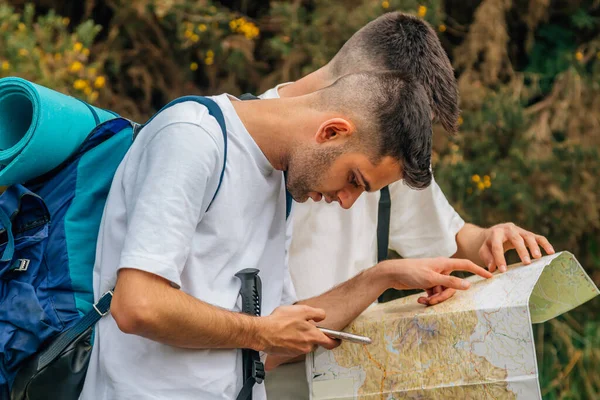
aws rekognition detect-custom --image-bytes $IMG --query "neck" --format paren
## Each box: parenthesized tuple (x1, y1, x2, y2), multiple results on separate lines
(278, 66, 335, 98)
(231, 96, 327, 171)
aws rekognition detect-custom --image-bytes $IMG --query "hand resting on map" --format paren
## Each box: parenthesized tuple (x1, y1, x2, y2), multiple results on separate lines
(423, 222, 556, 307)
(476, 222, 555, 272)
(379, 257, 493, 306)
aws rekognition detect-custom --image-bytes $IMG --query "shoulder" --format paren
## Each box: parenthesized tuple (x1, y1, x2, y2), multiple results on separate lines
(133, 98, 228, 159)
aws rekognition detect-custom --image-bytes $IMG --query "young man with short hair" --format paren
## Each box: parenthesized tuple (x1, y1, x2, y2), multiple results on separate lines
(80, 70, 493, 400)
(262, 12, 554, 399)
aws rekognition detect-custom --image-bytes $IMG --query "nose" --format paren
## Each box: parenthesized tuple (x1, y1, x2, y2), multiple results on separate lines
(337, 186, 364, 209)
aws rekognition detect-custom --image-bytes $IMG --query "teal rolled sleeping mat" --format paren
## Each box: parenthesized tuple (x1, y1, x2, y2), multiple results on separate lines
(0, 77, 117, 185)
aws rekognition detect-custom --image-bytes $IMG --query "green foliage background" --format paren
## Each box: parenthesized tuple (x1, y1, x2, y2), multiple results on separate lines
(1, 0, 599, 398)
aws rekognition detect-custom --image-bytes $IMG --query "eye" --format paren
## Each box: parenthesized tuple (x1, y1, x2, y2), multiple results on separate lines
(349, 172, 360, 188)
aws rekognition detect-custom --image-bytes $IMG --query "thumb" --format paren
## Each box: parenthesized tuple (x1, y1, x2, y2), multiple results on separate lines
(435, 274, 471, 291)
(299, 305, 327, 323)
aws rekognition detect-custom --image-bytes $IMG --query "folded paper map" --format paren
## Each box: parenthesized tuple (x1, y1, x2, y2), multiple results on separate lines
(309, 251, 599, 399)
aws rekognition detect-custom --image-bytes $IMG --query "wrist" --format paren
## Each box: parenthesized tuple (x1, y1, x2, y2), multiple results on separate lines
(369, 260, 405, 293)
(249, 316, 271, 352)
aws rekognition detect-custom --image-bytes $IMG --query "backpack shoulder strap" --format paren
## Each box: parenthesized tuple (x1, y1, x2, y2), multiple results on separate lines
(136, 96, 228, 210)
(377, 186, 393, 303)
(377, 186, 391, 263)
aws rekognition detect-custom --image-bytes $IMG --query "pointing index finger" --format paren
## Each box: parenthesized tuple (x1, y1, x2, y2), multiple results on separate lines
(446, 259, 493, 279)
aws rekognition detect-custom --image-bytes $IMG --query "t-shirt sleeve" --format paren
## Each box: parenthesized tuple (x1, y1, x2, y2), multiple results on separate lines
(118, 121, 222, 288)
(388, 178, 465, 259)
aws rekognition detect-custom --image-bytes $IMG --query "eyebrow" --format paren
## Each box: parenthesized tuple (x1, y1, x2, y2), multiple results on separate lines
(356, 170, 372, 192)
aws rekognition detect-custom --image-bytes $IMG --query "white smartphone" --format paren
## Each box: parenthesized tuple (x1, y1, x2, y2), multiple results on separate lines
(317, 327, 372, 345)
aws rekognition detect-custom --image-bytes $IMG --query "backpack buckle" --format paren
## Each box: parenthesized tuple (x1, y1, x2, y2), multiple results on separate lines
(12, 258, 30, 272)
(252, 360, 265, 384)
(93, 290, 114, 317)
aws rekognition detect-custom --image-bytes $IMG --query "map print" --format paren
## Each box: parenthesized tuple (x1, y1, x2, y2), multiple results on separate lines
(309, 251, 599, 399)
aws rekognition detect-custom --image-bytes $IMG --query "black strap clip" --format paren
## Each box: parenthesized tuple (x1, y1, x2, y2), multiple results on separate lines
(252, 360, 265, 384)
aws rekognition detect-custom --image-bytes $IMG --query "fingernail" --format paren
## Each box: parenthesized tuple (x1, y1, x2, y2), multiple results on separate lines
(524, 256, 531, 264)
(534, 251, 541, 257)
(461, 280, 470, 289)
(550, 247, 555, 254)
(499, 265, 507, 273)
(487, 262, 493, 270)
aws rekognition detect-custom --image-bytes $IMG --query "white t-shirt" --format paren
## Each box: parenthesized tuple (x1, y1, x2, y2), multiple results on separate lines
(80, 94, 295, 400)
(260, 84, 465, 300)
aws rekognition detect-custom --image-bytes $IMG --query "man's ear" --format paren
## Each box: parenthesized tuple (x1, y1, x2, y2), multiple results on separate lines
(314, 118, 355, 144)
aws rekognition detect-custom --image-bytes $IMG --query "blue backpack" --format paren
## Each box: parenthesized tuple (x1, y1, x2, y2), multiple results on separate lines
(0, 96, 228, 400)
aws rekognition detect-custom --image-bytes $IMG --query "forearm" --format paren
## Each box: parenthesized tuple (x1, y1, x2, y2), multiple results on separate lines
(112, 268, 262, 351)
(296, 265, 389, 331)
(453, 222, 486, 266)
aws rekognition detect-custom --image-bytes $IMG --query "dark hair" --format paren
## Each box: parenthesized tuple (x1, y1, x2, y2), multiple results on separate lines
(329, 12, 460, 134)
(319, 71, 433, 189)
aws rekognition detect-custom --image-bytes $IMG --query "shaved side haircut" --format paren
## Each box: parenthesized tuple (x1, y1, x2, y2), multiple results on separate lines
(328, 12, 459, 134)
(316, 71, 433, 189)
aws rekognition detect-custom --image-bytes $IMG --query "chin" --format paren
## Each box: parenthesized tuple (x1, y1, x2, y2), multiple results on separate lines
(293, 194, 310, 203)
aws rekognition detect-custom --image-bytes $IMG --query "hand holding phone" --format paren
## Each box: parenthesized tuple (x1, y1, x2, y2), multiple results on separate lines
(317, 327, 372, 345)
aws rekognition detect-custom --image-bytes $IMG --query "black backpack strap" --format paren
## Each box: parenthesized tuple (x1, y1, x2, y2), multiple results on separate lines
(37, 290, 113, 370)
(376, 186, 391, 263)
(376, 186, 392, 303)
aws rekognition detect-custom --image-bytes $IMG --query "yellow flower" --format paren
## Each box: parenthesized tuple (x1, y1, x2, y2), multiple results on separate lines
(205, 57, 214, 66)
(1, 61, 9, 71)
(191, 34, 200, 43)
(418, 5, 427, 17)
(198, 24, 207, 32)
(382, 1, 390, 9)
(471, 174, 481, 183)
(94, 76, 106, 88)
(184, 29, 193, 38)
(69, 61, 83, 73)
(575, 51, 584, 61)
(62, 17, 70, 26)
(84, 87, 92, 95)
(89, 67, 97, 76)
(458, 116, 464, 125)
(54, 53, 62, 61)
(90, 91, 99, 102)
(18, 48, 29, 57)
(483, 175, 491, 182)
(73, 79, 87, 90)
(18, 23, 26, 32)
(477, 182, 485, 191)
(484, 180, 491, 188)
(206, 50, 214, 58)
(438, 24, 446, 33)
(229, 20, 237, 30)
(73, 42, 83, 52)
(83, 48, 90, 57)
(190, 62, 199, 71)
